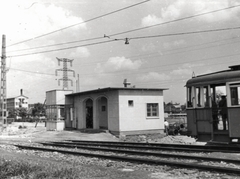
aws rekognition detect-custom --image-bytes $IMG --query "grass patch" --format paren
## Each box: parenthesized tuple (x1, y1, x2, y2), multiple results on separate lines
(0, 157, 81, 179)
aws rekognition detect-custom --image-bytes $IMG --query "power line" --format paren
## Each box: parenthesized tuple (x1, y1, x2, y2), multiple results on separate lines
(128, 26, 240, 40)
(108, 4, 240, 37)
(9, 39, 116, 58)
(9, 26, 240, 57)
(7, 36, 104, 53)
(7, 0, 150, 47)
(9, 68, 55, 76)
(8, 3, 240, 53)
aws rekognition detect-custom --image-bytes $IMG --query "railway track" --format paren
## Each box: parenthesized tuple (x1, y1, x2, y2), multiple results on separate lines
(54, 140, 240, 153)
(15, 141, 240, 175)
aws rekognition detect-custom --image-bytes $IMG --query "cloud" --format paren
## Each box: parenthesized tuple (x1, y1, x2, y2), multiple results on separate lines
(171, 68, 192, 76)
(141, 0, 240, 26)
(137, 72, 171, 81)
(95, 56, 143, 73)
(163, 39, 186, 49)
(69, 47, 90, 58)
(141, 14, 162, 27)
(0, 2, 86, 43)
(171, 63, 204, 76)
(141, 42, 157, 52)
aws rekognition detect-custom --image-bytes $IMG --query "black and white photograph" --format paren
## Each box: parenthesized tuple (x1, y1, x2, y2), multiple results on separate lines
(1, 0, 240, 178)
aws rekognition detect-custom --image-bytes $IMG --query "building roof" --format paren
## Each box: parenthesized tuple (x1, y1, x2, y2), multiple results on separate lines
(7, 95, 29, 99)
(46, 89, 73, 93)
(66, 87, 168, 97)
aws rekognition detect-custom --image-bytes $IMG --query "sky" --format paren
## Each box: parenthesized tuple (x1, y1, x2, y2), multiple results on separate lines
(1, 0, 240, 104)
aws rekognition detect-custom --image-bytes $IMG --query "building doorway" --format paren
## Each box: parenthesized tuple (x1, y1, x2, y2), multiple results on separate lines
(85, 99, 93, 128)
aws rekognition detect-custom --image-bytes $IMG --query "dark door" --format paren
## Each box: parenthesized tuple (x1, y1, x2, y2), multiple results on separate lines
(86, 106, 93, 128)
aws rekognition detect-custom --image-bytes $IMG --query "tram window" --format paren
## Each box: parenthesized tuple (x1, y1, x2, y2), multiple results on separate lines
(196, 87, 202, 107)
(204, 86, 209, 107)
(187, 87, 193, 107)
(230, 86, 240, 105)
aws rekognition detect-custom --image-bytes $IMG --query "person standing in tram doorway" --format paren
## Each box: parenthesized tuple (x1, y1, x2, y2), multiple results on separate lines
(219, 95, 227, 130)
(212, 100, 218, 130)
(164, 119, 169, 136)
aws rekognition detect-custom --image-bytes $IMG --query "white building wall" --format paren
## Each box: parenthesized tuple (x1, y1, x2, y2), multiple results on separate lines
(16, 96, 28, 109)
(46, 90, 72, 105)
(106, 91, 119, 132)
(119, 95, 164, 132)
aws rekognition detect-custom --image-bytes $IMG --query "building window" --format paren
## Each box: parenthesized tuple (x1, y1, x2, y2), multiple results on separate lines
(147, 103, 159, 117)
(128, 100, 134, 107)
(16, 102, 19, 106)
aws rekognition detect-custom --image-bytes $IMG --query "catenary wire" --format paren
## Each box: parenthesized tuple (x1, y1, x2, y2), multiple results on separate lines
(7, 0, 150, 47)
(9, 39, 116, 57)
(8, 26, 240, 57)
(108, 4, 240, 37)
(7, 3, 240, 53)
(7, 51, 240, 78)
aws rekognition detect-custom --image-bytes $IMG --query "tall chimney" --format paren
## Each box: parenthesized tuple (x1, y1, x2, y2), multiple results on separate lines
(20, 89, 23, 96)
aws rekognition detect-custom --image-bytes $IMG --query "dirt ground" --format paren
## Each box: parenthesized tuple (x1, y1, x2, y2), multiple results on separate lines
(1, 123, 239, 179)
(0, 122, 199, 145)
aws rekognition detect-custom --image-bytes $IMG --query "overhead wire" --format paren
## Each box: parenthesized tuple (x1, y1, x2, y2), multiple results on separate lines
(9, 39, 116, 58)
(8, 48, 240, 78)
(8, 26, 240, 57)
(127, 26, 240, 40)
(7, 0, 150, 47)
(8, 3, 240, 54)
(108, 4, 240, 37)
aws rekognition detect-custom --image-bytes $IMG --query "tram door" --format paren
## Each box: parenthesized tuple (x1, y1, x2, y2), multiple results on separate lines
(210, 85, 228, 131)
(210, 85, 229, 141)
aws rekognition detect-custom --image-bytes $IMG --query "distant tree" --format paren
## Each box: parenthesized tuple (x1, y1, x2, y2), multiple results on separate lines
(8, 107, 27, 119)
(32, 103, 46, 117)
(17, 107, 28, 119)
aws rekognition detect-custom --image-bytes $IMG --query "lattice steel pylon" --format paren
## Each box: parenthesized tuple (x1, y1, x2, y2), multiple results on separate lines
(0, 35, 7, 127)
(55, 57, 75, 90)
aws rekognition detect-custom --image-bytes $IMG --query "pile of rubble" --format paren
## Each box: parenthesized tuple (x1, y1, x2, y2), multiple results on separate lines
(120, 134, 198, 144)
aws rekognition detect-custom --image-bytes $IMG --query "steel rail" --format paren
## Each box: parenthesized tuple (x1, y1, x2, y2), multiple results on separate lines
(53, 141, 240, 153)
(15, 144, 240, 175)
(68, 140, 240, 151)
(40, 142, 240, 164)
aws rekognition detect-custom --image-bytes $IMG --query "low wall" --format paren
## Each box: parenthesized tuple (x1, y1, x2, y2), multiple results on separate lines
(46, 120, 65, 131)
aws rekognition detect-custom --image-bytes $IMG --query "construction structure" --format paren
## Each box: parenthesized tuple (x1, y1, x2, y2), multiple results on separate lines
(55, 57, 75, 90)
(0, 35, 7, 127)
(45, 57, 75, 130)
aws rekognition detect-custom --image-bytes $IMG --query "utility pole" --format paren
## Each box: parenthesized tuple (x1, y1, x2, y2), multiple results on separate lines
(55, 57, 75, 90)
(0, 35, 7, 128)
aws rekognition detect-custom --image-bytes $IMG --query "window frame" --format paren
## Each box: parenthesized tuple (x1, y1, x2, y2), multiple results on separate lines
(146, 103, 159, 118)
(128, 100, 134, 107)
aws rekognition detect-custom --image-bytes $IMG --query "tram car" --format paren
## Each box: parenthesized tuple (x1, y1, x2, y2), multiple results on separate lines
(186, 65, 240, 143)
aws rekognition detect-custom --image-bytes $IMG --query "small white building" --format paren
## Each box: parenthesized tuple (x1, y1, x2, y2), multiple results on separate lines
(7, 89, 29, 112)
(64, 87, 167, 136)
(45, 89, 73, 130)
